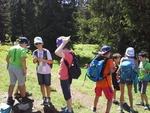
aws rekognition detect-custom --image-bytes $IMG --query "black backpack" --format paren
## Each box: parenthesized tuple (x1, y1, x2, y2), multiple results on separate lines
(12, 102, 33, 113)
(34, 48, 53, 68)
(64, 53, 81, 79)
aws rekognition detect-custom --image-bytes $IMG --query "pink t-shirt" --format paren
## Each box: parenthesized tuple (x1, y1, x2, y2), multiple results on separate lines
(58, 52, 73, 80)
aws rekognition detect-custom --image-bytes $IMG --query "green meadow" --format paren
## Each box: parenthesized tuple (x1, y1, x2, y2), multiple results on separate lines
(0, 45, 150, 113)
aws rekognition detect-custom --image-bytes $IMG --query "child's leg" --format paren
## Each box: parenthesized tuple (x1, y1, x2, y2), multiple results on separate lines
(127, 84, 133, 108)
(113, 89, 116, 100)
(119, 84, 125, 107)
(106, 99, 112, 113)
(93, 95, 99, 108)
(15, 86, 19, 93)
(40, 85, 46, 97)
(45, 85, 51, 97)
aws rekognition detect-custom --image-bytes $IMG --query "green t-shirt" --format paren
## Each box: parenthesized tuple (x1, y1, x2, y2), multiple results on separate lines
(7, 45, 27, 68)
(139, 61, 150, 80)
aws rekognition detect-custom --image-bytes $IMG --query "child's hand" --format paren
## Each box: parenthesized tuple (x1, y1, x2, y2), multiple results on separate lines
(62, 36, 70, 45)
(38, 58, 45, 62)
(33, 56, 38, 62)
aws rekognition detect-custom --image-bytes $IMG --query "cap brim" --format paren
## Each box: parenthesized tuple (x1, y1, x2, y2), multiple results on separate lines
(98, 51, 107, 54)
(34, 41, 43, 44)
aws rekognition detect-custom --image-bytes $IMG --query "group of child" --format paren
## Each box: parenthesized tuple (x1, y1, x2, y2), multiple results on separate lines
(6, 36, 150, 113)
(87, 46, 150, 113)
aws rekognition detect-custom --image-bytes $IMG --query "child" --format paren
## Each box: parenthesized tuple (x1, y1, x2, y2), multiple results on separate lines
(32, 36, 53, 105)
(112, 53, 121, 105)
(91, 45, 116, 113)
(116, 47, 139, 112)
(6, 37, 34, 105)
(136, 51, 150, 110)
(55, 36, 73, 113)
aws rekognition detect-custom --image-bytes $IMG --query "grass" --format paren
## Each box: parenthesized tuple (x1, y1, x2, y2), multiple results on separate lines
(0, 45, 150, 113)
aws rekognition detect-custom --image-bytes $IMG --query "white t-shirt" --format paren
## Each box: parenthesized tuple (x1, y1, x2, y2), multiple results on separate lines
(32, 48, 52, 74)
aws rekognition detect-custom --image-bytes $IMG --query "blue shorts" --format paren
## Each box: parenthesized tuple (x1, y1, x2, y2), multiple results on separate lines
(60, 79, 71, 101)
(37, 73, 51, 86)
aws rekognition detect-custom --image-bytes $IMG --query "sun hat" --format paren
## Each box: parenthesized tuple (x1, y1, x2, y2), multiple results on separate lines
(34, 37, 43, 44)
(56, 36, 70, 46)
(125, 47, 135, 57)
(19, 37, 28, 44)
(98, 45, 111, 54)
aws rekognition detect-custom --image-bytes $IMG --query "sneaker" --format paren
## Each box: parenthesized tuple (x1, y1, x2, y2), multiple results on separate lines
(136, 102, 144, 106)
(60, 109, 73, 113)
(22, 97, 34, 103)
(41, 97, 46, 105)
(144, 104, 150, 110)
(7, 97, 15, 106)
(44, 97, 51, 105)
(91, 106, 96, 112)
(113, 100, 120, 105)
(61, 105, 67, 110)
(117, 106, 123, 111)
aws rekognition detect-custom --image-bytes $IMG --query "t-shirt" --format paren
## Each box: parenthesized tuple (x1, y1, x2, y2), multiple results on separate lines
(32, 49, 52, 74)
(96, 58, 115, 87)
(58, 52, 73, 80)
(7, 44, 27, 69)
(139, 61, 150, 80)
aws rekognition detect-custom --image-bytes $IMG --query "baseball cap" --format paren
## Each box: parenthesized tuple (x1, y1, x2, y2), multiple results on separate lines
(19, 37, 28, 44)
(98, 45, 111, 54)
(56, 36, 70, 46)
(125, 47, 135, 57)
(34, 37, 43, 44)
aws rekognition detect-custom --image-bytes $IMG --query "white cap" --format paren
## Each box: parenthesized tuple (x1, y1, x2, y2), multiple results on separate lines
(125, 47, 135, 57)
(34, 37, 43, 44)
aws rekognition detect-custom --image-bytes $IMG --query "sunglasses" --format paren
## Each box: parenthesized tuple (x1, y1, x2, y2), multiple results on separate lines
(35, 43, 42, 45)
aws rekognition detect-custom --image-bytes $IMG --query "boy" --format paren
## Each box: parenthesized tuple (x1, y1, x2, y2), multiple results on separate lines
(136, 51, 150, 110)
(32, 36, 53, 105)
(112, 53, 121, 105)
(6, 37, 34, 105)
(91, 45, 116, 113)
(55, 36, 73, 113)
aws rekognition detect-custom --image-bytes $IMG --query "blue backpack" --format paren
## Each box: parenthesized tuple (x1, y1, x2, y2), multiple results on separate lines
(120, 61, 133, 82)
(86, 56, 109, 82)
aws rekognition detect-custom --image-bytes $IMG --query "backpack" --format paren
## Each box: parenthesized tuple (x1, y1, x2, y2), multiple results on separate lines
(34, 48, 53, 68)
(86, 55, 109, 82)
(12, 102, 33, 113)
(120, 58, 135, 82)
(64, 53, 81, 79)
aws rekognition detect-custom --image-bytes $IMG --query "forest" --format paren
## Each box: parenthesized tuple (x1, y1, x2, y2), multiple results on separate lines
(0, 0, 150, 59)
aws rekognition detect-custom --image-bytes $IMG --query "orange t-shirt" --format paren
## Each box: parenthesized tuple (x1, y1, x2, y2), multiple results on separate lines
(96, 58, 115, 87)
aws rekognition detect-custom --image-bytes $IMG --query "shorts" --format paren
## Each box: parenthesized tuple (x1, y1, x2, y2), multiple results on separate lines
(60, 79, 71, 101)
(37, 73, 51, 86)
(118, 77, 133, 85)
(138, 80, 148, 94)
(95, 87, 114, 100)
(8, 66, 25, 85)
(112, 74, 120, 90)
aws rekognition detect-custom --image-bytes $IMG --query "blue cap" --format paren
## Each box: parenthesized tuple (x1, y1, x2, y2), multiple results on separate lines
(98, 45, 111, 54)
(19, 37, 28, 44)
